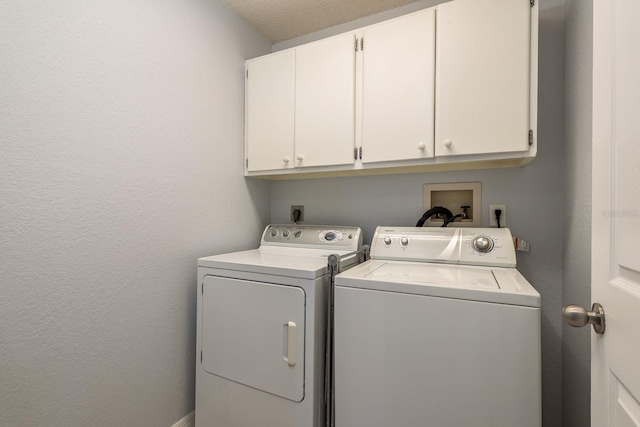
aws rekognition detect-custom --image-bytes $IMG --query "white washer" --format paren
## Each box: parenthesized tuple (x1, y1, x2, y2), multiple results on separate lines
(334, 226, 541, 427)
(196, 224, 362, 427)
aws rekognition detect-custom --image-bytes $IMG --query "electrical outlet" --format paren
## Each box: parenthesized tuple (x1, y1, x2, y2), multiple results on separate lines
(489, 204, 507, 228)
(291, 205, 304, 223)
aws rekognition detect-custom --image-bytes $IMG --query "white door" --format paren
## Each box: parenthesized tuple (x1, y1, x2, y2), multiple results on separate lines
(591, 1, 640, 425)
(295, 33, 356, 168)
(245, 50, 295, 172)
(435, 0, 531, 157)
(361, 8, 436, 164)
(201, 276, 306, 402)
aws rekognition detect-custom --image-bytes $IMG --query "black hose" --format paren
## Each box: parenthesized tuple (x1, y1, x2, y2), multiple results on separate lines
(416, 207, 454, 227)
(444, 213, 465, 226)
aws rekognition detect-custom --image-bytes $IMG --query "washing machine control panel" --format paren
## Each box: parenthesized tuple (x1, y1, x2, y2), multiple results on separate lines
(371, 227, 516, 267)
(262, 224, 363, 251)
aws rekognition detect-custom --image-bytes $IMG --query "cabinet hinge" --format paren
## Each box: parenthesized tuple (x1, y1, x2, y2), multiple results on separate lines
(360, 38, 364, 51)
(355, 38, 359, 52)
(530, 0, 534, 7)
(200, 351, 203, 363)
(354, 148, 358, 160)
(246, 159, 248, 168)
(201, 283, 204, 294)
(246, 69, 248, 78)
(528, 129, 534, 146)
(359, 147, 363, 159)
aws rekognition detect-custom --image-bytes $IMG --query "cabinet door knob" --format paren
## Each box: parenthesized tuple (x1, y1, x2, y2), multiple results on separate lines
(444, 140, 453, 148)
(296, 154, 304, 161)
(283, 156, 290, 163)
(417, 142, 426, 151)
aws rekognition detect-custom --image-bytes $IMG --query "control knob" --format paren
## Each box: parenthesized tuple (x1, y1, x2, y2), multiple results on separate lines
(383, 236, 392, 245)
(400, 237, 409, 246)
(472, 236, 494, 253)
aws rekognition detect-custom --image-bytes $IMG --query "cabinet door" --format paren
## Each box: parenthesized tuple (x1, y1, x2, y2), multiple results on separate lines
(295, 33, 356, 168)
(435, 0, 531, 157)
(245, 50, 295, 172)
(361, 8, 436, 164)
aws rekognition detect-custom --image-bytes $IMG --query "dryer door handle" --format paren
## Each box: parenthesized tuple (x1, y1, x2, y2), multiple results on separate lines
(283, 321, 297, 366)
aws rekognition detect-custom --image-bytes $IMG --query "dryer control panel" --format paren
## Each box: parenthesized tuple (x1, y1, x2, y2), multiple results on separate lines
(262, 224, 363, 251)
(371, 227, 516, 267)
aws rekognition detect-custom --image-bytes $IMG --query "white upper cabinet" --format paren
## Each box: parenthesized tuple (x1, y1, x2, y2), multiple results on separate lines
(245, 50, 295, 172)
(361, 8, 436, 164)
(435, 0, 531, 157)
(294, 33, 356, 168)
(244, 0, 537, 179)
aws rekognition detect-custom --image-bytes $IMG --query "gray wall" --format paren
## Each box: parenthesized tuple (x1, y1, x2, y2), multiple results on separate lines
(0, 0, 584, 425)
(269, 0, 566, 425)
(0, 1, 271, 425)
(562, 1, 593, 426)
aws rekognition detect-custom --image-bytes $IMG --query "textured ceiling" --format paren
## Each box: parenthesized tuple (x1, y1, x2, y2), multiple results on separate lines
(223, 0, 420, 43)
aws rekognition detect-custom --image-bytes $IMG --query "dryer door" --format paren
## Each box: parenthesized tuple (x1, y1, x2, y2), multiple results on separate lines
(201, 276, 306, 402)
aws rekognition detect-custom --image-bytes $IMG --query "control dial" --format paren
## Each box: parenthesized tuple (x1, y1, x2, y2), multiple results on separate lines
(400, 237, 409, 246)
(472, 236, 494, 253)
(383, 236, 392, 245)
(319, 230, 342, 243)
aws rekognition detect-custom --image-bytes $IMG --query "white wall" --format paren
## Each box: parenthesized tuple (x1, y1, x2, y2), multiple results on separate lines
(0, 1, 271, 426)
(268, 0, 566, 425)
(562, 1, 593, 426)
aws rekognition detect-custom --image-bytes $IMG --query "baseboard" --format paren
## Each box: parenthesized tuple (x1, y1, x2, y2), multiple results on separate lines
(171, 410, 195, 427)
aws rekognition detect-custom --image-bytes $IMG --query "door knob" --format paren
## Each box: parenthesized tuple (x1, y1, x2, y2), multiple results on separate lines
(562, 303, 606, 334)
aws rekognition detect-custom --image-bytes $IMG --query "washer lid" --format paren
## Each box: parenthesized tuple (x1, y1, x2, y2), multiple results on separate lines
(366, 262, 499, 290)
(335, 260, 540, 307)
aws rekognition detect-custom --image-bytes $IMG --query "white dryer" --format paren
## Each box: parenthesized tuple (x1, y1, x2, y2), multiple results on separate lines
(334, 226, 541, 427)
(196, 224, 362, 427)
